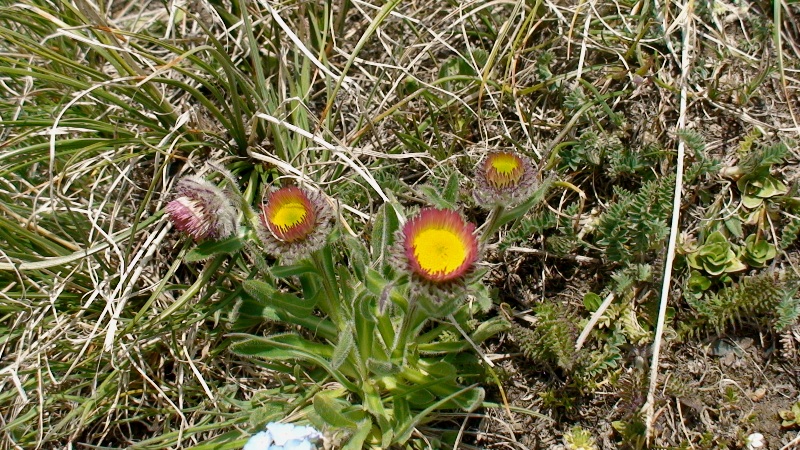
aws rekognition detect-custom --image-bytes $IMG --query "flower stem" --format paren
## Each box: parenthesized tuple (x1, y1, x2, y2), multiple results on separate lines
(478, 205, 505, 243)
(311, 248, 344, 330)
(392, 301, 425, 361)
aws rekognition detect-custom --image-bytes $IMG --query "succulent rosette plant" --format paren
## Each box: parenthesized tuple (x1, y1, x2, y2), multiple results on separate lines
(741, 234, 777, 268)
(165, 176, 239, 241)
(686, 231, 746, 276)
(736, 166, 788, 209)
(257, 186, 333, 262)
(473, 151, 537, 207)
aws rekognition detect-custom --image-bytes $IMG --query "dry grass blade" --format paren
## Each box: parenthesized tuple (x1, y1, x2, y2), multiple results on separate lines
(644, 0, 694, 440)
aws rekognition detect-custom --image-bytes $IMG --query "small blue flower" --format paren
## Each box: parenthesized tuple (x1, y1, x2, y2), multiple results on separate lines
(243, 422, 322, 450)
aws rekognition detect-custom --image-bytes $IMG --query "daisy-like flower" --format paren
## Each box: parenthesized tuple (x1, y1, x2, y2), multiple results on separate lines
(257, 186, 332, 262)
(392, 208, 479, 311)
(166, 176, 238, 241)
(745, 432, 765, 449)
(473, 151, 538, 207)
(243, 422, 323, 450)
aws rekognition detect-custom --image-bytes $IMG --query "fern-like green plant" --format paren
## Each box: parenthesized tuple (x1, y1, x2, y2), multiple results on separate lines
(779, 217, 800, 250)
(684, 272, 800, 336)
(595, 175, 674, 264)
(505, 302, 579, 371)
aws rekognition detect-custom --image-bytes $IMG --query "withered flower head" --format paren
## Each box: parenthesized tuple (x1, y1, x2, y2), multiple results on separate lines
(474, 151, 537, 207)
(258, 186, 332, 262)
(166, 176, 238, 241)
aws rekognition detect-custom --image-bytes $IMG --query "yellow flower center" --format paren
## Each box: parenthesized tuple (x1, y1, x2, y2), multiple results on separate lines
(485, 152, 524, 189)
(270, 200, 308, 231)
(412, 228, 467, 276)
(490, 153, 521, 175)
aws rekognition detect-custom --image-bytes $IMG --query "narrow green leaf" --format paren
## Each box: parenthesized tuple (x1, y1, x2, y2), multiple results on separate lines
(242, 280, 315, 316)
(395, 385, 484, 443)
(495, 177, 553, 230)
(354, 292, 375, 363)
(366, 358, 399, 377)
(371, 203, 400, 263)
(418, 184, 456, 209)
(184, 236, 244, 262)
(470, 316, 510, 343)
(330, 327, 354, 371)
(443, 171, 461, 203)
(270, 262, 316, 278)
(341, 420, 372, 450)
(231, 334, 331, 360)
(312, 392, 357, 429)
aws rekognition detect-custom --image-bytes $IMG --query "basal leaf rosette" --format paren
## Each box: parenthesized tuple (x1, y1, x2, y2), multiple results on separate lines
(166, 176, 239, 241)
(686, 231, 746, 276)
(391, 208, 480, 314)
(474, 151, 537, 207)
(257, 186, 332, 262)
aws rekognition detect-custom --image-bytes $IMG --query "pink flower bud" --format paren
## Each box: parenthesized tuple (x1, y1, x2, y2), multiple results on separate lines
(166, 176, 238, 241)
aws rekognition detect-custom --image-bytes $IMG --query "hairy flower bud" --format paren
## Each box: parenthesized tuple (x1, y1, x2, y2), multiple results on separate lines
(166, 176, 238, 241)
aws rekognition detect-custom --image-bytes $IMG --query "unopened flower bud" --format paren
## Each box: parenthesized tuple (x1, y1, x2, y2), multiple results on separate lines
(166, 176, 238, 241)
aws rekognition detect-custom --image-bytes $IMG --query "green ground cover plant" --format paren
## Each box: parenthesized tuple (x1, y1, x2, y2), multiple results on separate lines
(2, 0, 800, 449)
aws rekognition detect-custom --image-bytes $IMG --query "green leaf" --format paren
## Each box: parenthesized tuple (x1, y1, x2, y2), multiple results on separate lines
(365, 268, 406, 311)
(331, 327, 354, 371)
(237, 296, 280, 322)
(742, 234, 777, 267)
(184, 235, 243, 262)
(231, 333, 333, 361)
(354, 293, 376, 363)
(472, 282, 494, 313)
(341, 234, 370, 280)
(242, 280, 315, 316)
(741, 194, 763, 209)
(583, 292, 602, 311)
(371, 203, 400, 263)
(724, 217, 743, 238)
(471, 316, 510, 343)
(493, 178, 553, 230)
(313, 391, 357, 429)
(270, 262, 316, 278)
(438, 56, 463, 79)
(759, 175, 788, 197)
(341, 420, 373, 450)
(418, 184, 457, 209)
(687, 271, 712, 292)
(395, 385, 484, 443)
(366, 358, 400, 377)
(443, 171, 461, 203)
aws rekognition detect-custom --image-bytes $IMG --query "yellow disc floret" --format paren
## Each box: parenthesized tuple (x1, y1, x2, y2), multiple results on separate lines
(262, 187, 317, 242)
(402, 208, 478, 283)
(490, 153, 521, 174)
(412, 228, 468, 277)
(270, 200, 308, 232)
(485, 152, 524, 189)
